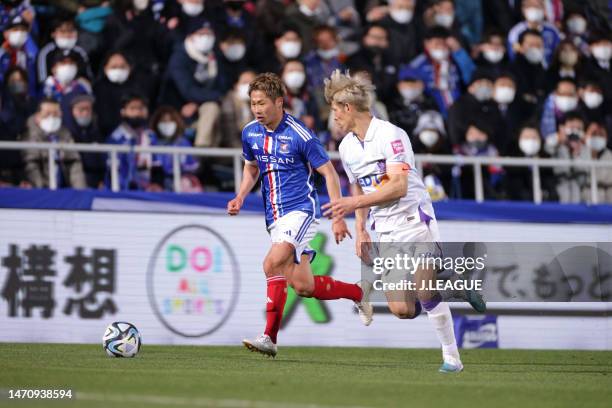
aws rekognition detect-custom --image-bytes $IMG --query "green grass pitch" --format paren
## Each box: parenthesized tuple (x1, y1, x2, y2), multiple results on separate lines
(0, 343, 610, 408)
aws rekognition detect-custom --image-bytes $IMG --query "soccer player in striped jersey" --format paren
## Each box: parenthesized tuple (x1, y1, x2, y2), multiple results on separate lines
(227, 73, 372, 357)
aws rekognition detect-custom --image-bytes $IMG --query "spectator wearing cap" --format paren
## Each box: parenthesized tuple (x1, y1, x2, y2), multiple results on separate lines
(105, 93, 159, 191)
(0, 66, 35, 186)
(220, 70, 255, 148)
(0, 16, 37, 98)
(448, 68, 498, 148)
(346, 24, 397, 105)
(507, 0, 561, 68)
(402, 26, 475, 118)
(94, 51, 151, 138)
(578, 80, 612, 143)
(539, 78, 579, 140)
(579, 122, 612, 203)
(491, 72, 531, 154)
(22, 97, 86, 189)
(150, 105, 201, 192)
(102, 0, 171, 84)
(510, 29, 548, 111)
(388, 68, 437, 137)
(504, 124, 558, 201)
(582, 31, 612, 104)
(411, 110, 452, 200)
(37, 17, 92, 85)
(379, 0, 421, 66)
(42, 50, 93, 121)
(65, 93, 106, 188)
(161, 20, 228, 147)
(0, 0, 36, 34)
(473, 29, 512, 77)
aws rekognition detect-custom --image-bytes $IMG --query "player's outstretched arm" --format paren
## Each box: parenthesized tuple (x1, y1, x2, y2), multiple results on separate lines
(322, 164, 409, 219)
(227, 162, 259, 216)
(315, 161, 352, 244)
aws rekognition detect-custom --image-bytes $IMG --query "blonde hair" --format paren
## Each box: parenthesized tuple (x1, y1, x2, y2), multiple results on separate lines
(324, 69, 376, 112)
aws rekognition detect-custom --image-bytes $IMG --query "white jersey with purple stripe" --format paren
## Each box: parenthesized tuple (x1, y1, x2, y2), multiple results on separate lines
(242, 113, 329, 227)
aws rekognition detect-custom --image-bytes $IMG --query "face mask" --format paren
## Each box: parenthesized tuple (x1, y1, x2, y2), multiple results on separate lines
(55, 64, 77, 84)
(483, 49, 504, 63)
(317, 47, 339, 60)
(106, 68, 130, 83)
(524, 7, 544, 23)
(430, 48, 449, 61)
(125, 116, 147, 129)
(554, 95, 578, 112)
(524, 47, 544, 64)
(366, 45, 385, 55)
(133, 0, 149, 11)
(182, 2, 204, 16)
(279, 41, 301, 58)
(519, 138, 541, 156)
(469, 140, 487, 150)
(560, 50, 578, 66)
(582, 91, 604, 109)
(40, 116, 62, 133)
(224, 43, 246, 61)
(567, 17, 586, 35)
(75, 115, 92, 127)
(193, 34, 215, 53)
(158, 121, 177, 137)
(237, 83, 250, 101)
(544, 133, 558, 153)
(8, 30, 27, 48)
(390, 9, 413, 24)
(587, 136, 607, 152)
(473, 85, 493, 101)
(434, 13, 454, 28)
(8, 81, 26, 95)
(592, 45, 612, 62)
(494, 86, 516, 104)
(55, 36, 77, 50)
(419, 130, 439, 147)
(284, 71, 306, 90)
(299, 3, 316, 17)
(400, 87, 421, 103)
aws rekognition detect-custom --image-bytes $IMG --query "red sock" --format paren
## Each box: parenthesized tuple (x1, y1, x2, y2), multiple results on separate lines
(264, 276, 287, 344)
(312, 276, 362, 302)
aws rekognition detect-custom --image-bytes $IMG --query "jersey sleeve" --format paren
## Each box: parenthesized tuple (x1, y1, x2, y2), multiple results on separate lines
(301, 137, 330, 169)
(381, 127, 414, 167)
(241, 128, 255, 163)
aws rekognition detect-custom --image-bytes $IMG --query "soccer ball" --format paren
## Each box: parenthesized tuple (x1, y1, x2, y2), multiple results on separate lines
(102, 321, 142, 358)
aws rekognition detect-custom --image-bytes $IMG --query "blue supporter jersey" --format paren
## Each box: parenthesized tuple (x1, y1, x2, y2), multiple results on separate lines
(241, 112, 329, 227)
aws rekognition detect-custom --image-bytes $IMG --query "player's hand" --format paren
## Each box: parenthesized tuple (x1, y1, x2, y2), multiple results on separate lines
(332, 218, 352, 244)
(227, 196, 243, 216)
(322, 196, 358, 219)
(356, 229, 373, 265)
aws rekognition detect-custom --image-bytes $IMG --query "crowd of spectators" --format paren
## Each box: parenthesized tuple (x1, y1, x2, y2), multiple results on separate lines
(0, 0, 610, 202)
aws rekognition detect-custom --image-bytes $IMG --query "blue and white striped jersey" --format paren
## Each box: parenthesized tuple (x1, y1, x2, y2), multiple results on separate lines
(242, 113, 329, 227)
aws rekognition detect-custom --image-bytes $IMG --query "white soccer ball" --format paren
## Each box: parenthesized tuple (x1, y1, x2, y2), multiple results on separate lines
(102, 321, 142, 358)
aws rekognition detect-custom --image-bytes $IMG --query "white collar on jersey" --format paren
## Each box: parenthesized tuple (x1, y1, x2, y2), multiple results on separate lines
(352, 116, 379, 142)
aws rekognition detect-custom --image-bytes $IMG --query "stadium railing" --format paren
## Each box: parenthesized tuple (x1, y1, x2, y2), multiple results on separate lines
(1, 141, 611, 205)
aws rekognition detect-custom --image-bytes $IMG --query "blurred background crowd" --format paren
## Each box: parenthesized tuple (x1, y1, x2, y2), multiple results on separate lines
(0, 0, 610, 202)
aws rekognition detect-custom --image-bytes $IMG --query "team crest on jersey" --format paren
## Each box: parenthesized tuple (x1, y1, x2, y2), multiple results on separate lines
(391, 140, 405, 154)
(376, 160, 386, 173)
(279, 143, 290, 154)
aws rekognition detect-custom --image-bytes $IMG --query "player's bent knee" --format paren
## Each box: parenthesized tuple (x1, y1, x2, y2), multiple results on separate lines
(289, 280, 313, 297)
(388, 303, 417, 319)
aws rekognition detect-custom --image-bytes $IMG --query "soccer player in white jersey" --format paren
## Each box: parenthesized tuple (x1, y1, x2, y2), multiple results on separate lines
(227, 73, 370, 358)
(322, 70, 485, 373)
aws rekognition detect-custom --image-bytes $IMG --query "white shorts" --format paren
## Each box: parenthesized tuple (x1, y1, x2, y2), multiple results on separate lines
(268, 211, 319, 264)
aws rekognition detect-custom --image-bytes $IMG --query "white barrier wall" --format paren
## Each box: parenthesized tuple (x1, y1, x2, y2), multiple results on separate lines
(0, 209, 610, 350)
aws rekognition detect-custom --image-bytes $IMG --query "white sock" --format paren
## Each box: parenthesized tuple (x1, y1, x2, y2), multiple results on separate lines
(426, 301, 461, 363)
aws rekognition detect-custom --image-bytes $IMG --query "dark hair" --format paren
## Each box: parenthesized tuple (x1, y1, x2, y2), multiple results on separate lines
(37, 97, 60, 112)
(220, 28, 247, 43)
(248, 72, 285, 100)
(51, 16, 76, 32)
(150, 105, 186, 139)
(559, 111, 584, 126)
(424, 26, 451, 40)
(518, 29, 543, 44)
(555, 77, 577, 89)
(365, 23, 388, 36)
(313, 25, 337, 40)
(120, 92, 148, 109)
(481, 28, 505, 43)
(3, 66, 28, 87)
(578, 79, 602, 90)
